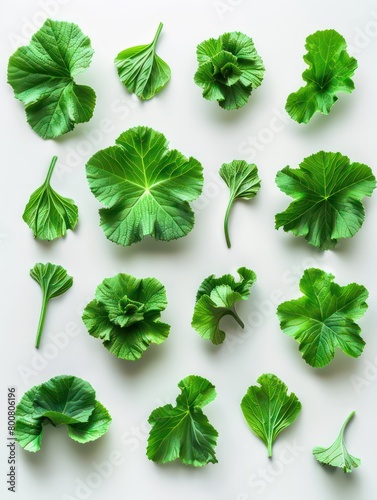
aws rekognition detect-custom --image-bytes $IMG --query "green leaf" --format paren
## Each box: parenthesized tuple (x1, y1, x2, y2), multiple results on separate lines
(68, 402, 112, 443)
(115, 22, 171, 100)
(82, 273, 170, 361)
(7, 19, 96, 139)
(32, 375, 96, 425)
(313, 411, 361, 473)
(147, 375, 218, 466)
(23, 156, 78, 240)
(14, 386, 44, 452)
(219, 160, 261, 248)
(286, 30, 357, 124)
(30, 262, 73, 348)
(194, 31, 265, 110)
(277, 268, 368, 368)
(192, 267, 256, 344)
(275, 151, 376, 250)
(15, 375, 111, 452)
(241, 374, 302, 457)
(86, 126, 203, 246)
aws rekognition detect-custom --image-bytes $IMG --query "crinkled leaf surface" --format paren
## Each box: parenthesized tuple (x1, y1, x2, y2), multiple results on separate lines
(194, 31, 265, 110)
(192, 267, 256, 344)
(31, 262, 73, 348)
(86, 126, 203, 246)
(82, 273, 170, 361)
(7, 19, 96, 139)
(14, 386, 44, 452)
(277, 268, 368, 368)
(15, 375, 111, 452)
(219, 160, 261, 247)
(286, 30, 357, 123)
(313, 412, 360, 473)
(275, 151, 376, 250)
(23, 156, 78, 240)
(115, 22, 171, 100)
(68, 402, 112, 443)
(147, 375, 218, 466)
(241, 373, 301, 457)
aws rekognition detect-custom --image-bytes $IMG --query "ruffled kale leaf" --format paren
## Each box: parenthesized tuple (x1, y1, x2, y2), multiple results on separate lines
(7, 19, 96, 139)
(147, 375, 218, 466)
(194, 31, 265, 110)
(192, 267, 256, 344)
(275, 151, 376, 250)
(86, 126, 203, 246)
(277, 268, 368, 368)
(82, 273, 170, 361)
(15, 375, 111, 452)
(286, 29, 357, 124)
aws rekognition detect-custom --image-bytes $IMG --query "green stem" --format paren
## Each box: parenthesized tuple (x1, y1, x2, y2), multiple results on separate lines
(44, 156, 58, 186)
(152, 22, 164, 47)
(35, 294, 49, 349)
(267, 440, 272, 458)
(340, 411, 355, 436)
(229, 308, 244, 329)
(224, 198, 234, 249)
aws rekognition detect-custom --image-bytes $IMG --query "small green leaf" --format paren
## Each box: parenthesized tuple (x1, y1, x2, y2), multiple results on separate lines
(30, 263, 73, 348)
(192, 267, 256, 344)
(194, 31, 265, 110)
(147, 375, 218, 466)
(277, 268, 368, 368)
(82, 273, 170, 361)
(275, 151, 376, 249)
(23, 156, 78, 240)
(115, 22, 171, 100)
(313, 412, 361, 473)
(219, 160, 261, 248)
(241, 373, 302, 457)
(286, 30, 357, 124)
(15, 375, 111, 452)
(7, 19, 96, 139)
(86, 126, 203, 246)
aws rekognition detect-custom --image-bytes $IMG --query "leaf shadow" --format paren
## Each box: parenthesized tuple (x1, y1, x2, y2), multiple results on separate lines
(291, 93, 356, 136)
(110, 341, 171, 378)
(199, 89, 265, 125)
(107, 231, 197, 262)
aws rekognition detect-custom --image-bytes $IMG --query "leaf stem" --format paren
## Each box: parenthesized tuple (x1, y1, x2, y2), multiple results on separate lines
(224, 197, 234, 248)
(267, 441, 272, 458)
(44, 156, 58, 186)
(35, 293, 49, 349)
(229, 308, 244, 329)
(340, 411, 355, 436)
(152, 22, 164, 47)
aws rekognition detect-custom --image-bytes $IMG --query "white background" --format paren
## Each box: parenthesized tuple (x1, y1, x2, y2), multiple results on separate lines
(1, 0, 377, 499)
